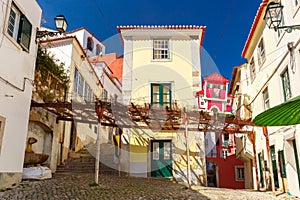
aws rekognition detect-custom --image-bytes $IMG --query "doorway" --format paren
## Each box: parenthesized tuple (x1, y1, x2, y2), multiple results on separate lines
(150, 140, 172, 177)
(206, 161, 217, 187)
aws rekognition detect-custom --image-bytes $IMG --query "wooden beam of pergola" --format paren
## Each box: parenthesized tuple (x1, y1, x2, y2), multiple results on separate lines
(31, 100, 256, 134)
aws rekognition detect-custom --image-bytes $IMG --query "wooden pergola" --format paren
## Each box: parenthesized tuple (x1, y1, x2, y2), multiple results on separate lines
(31, 100, 265, 188)
(31, 100, 255, 133)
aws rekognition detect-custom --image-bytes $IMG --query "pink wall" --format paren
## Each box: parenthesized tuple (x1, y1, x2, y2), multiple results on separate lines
(208, 101, 223, 112)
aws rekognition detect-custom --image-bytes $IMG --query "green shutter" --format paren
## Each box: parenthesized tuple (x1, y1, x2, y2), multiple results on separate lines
(151, 83, 171, 107)
(208, 84, 214, 88)
(278, 150, 287, 178)
(18, 15, 32, 52)
(218, 85, 226, 90)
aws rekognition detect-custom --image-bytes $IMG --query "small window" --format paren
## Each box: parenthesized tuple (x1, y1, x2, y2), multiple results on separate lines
(96, 44, 102, 56)
(249, 58, 256, 81)
(263, 87, 270, 110)
(153, 39, 169, 60)
(94, 126, 97, 134)
(101, 89, 108, 101)
(207, 83, 215, 88)
(213, 88, 220, 98)
(7, 3, 32, 52)
(221, 149, 228, 158)
(257, 38, 266, 66)
(222, 134, 230, 148)
(235, 166, 245, 181)
(218, 85, 226, 90)
(151, 83, 171, 109)
(74, 68, 84, 97)
(87, 37, 94, 51)
(281, 68, 292, 101)
(0, 116, 6, 156)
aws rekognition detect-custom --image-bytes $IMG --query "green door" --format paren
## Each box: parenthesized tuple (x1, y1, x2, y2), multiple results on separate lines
(292, 139, 300, 189)
(270, 146, 279, 188)
(151, 140, 172, 177)
(258, 153, 264, 188)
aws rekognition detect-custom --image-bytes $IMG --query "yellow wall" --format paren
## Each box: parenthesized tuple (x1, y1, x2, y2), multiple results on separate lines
(130, 39, 194, 108)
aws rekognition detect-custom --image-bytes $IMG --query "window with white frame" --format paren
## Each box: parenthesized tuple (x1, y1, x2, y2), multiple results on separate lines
(101, 89, 108, 101)
(7, 2, 32, 52)
(235, 166, 245, 181)
(220, 149, 228, 159)
(249, 58, 256, 81)
(153, 39, 169, 60)
(257, 38, 266, 66)
(281, 68, 292, 101)
(74, 68, 91, 99)
(84, 83, 93, 102)
(263, 87, 270, 110)
(0, 116, 6, 156)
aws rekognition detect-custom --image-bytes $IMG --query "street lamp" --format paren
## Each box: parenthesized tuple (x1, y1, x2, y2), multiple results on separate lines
(36, 15, 68, 39)
(264, 2, 300, 33)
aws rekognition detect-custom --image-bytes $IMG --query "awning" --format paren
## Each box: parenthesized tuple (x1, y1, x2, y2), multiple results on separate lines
(253, 95, 300, 126)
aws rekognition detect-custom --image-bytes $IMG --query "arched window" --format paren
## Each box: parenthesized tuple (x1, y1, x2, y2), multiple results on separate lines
(87, 37, 94, 51)
(96, 44, 102, 56)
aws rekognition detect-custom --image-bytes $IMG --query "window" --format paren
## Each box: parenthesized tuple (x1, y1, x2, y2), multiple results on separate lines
(74, 68, 85, 98)
(222, 134, 230, 148)
(87, 37, 94, 51)
(84, 83, 93, 102)
(151, 83, 171, 109)
(213, 88, 220, 98)
(101, 89, 108, 101)
(263, 87, 270, 110)
(257, 38, 266, 66)
(7, 3, 32, 52)
(96, 44, 102, 56)
(235, 166, 245, 181)
(281, 68, 292, 101)
(0, 116, 6, 156)
(207, 83, 214, 88)
(221, 149, 228, 159)
(153, 39, 169, 60)
(249, 58, 256, 81)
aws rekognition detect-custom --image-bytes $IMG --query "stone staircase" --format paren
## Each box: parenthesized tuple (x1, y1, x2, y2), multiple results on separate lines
(55, 143, 120, 176)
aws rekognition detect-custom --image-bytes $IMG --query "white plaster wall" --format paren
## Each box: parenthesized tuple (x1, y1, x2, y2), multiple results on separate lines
(0, 0, 41, 173)
(91, 63, 122, 102)
(67, 29, 106, 58)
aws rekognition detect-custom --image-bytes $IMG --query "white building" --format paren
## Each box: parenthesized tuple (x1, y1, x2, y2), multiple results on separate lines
(0, 0, 42, 189)
(39, 34, 102, 159)
(235, 0, 300, 196)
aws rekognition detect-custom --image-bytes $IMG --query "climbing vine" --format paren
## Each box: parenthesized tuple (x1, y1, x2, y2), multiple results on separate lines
(34, 45, 69, 102)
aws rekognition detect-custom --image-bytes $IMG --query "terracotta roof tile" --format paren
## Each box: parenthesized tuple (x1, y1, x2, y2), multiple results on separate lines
(204, 72, 229, 83)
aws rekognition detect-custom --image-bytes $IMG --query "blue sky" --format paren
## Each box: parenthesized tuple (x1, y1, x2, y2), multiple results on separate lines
(36, 0, 262, 80)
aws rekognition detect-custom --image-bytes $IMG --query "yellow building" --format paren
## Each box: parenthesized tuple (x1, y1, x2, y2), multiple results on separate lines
(118, 25, 207, 185)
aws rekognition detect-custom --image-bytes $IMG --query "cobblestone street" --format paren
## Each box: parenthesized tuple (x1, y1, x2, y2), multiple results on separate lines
(0, 173, 297, 200)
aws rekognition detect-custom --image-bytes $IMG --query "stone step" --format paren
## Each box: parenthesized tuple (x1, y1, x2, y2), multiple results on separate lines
(56, 147, 119, 176)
